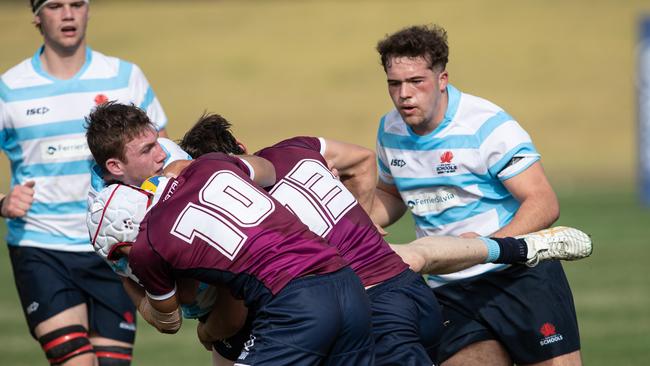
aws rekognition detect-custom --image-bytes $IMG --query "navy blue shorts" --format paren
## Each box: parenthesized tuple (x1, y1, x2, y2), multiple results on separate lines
(366, 269, 442, 365)
(8, 246, 137, 343)
(234, 267, 374, 366)
(431, 261, 580, 364)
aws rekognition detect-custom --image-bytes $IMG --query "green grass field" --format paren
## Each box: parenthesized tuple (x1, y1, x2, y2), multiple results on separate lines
(1, 0, 650, 364)
(0, 189, 648, 365)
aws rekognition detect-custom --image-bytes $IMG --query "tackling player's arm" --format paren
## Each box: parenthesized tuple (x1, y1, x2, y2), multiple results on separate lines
(196, 285, 247, 349)
(121, 279, 182, 334)
(489, 162, 559, 238)
(370, 180, 407, 228)
(237, 155, 276, 188)
(322, 138, 377, 214)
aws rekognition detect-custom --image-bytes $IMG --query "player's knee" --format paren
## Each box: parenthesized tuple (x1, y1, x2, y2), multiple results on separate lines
(38, 325, 93, 365)
(94, 345, 133, 366)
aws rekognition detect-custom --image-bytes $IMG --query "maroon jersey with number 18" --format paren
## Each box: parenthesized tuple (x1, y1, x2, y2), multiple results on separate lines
(129, 153, 347, 305)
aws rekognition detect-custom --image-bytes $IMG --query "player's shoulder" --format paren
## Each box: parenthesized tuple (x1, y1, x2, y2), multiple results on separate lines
(1, 57, 48, 95)
(268, 136, 320, 151)
(449, 84, 516, 132)
(378, 109, 410, 139)
(82, 48, 143, 80)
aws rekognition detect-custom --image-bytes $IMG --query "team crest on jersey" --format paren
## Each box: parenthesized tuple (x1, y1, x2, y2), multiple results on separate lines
(538, 322, 564, 346)
(94, 94, 109, 105)
(435, 151, 458, 174)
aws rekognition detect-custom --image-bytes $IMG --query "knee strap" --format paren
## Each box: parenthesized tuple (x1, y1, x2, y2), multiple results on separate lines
(38, 325, 93, 365)
(95, 345, 133, 366)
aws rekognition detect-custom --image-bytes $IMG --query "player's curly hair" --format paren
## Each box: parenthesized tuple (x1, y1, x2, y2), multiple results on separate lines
(179, 113, 244, 158)
(376, 24, 449, 71)
(85, 102, 156, 174)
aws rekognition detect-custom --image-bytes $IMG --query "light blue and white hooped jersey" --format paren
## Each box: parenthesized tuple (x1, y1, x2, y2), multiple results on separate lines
(0, 46, 167, 252)
(376, 84, 540, 287)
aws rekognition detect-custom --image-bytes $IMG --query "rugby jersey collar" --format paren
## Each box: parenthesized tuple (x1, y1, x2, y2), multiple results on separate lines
(405, 83, 461, 140)
(31, 45, 93, 82)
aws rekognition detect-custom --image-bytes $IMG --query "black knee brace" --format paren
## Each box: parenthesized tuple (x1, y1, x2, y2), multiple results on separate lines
(38, 325, 93, 365)
(95, 345, 133, 366)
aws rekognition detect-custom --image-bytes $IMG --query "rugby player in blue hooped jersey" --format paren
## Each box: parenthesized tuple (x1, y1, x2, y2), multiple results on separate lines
(371, 24, 582, 366)
(0, 1, 168, 365)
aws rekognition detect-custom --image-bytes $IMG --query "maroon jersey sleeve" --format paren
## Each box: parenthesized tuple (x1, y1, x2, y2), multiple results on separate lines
(129, 222, 177, 299)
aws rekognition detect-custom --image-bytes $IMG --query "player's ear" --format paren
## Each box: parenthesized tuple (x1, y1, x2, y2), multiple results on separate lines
(438, 70, 449, 91)
(105, 158, 125, 178)
(236, 140, 248, 154)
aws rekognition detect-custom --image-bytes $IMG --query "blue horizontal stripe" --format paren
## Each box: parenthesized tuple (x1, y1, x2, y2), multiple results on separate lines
(0, 60, 133, 103)
(380, 130, 481, 151)
(475, 111, 515, 142)
(29, 200, 88, 216)
(395, 173, 486, 190)
(7, 221, 90, 245)
(9, 119, 86, 142)
(16, 160, 93, 179)
(487, 142, 538, 177)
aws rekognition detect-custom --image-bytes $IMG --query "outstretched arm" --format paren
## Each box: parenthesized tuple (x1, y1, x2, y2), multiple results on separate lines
(391, 236, 489, 274)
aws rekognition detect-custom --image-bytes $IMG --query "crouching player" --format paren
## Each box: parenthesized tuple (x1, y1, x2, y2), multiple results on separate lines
(87, 153, 375, 365)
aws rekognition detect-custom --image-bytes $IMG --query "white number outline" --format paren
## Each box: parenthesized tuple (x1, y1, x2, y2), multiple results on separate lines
(170, 170, 275, 260)
(269, 159, 357, 237)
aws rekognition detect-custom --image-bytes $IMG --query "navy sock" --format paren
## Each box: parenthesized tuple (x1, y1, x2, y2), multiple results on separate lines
(490, 237, 528, 264)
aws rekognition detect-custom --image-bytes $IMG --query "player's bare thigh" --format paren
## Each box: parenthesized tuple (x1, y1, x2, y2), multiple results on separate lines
(441, 340, 511, 366)
(212, 350, 235, 366)
(442, 340, 582, 366)
(34, 303, 131, 365)
(523, 351, 582, 366)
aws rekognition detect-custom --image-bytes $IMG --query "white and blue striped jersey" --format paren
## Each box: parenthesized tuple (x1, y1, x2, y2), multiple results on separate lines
(0, 46, 167, 252)
(376, 84, 540, 287)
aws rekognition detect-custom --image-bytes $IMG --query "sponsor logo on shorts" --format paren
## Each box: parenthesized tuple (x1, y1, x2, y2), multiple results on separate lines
(539, 322, 564, 346)
(435, 151, 458, 174)
(237, 335, 256, 360)
(119, 311, 136, 332)
(26, 301, 39, 315)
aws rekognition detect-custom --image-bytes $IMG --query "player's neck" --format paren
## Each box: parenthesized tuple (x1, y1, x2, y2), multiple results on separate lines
(39, 40, 87, 80)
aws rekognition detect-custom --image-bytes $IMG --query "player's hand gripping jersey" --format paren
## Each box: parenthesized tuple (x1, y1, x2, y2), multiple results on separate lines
(254, 136, 408, 287)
